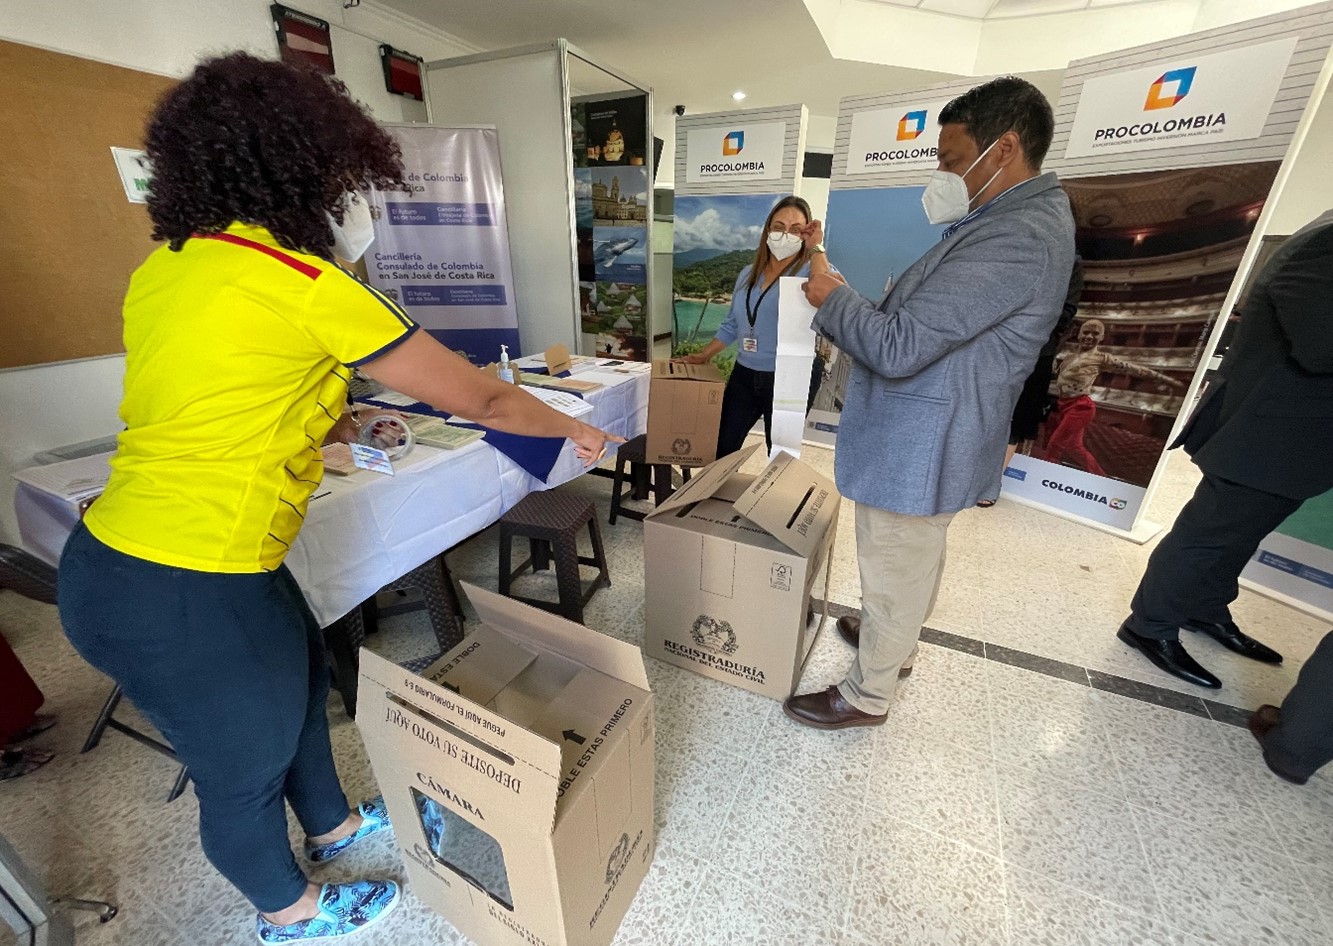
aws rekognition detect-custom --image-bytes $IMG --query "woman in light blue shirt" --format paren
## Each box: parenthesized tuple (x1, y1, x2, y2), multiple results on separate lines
(680, 195, 830, 456)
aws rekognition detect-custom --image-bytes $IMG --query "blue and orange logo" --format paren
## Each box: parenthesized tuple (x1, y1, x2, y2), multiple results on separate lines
(1144, 66, 1196, 110)
(722, 130, 744, 156)
(897, 109, 927, 141)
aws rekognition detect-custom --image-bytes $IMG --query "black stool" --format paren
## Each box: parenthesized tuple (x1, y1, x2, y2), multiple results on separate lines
(324, 554, 466, 718)
(608, 434, 692, 524)
(82, 686, 191, 802)
(0, 543, 192, 804)
(499, 492, 610, 623)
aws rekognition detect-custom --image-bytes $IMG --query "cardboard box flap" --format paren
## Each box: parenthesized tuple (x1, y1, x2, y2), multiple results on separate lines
(527, 669, 647, 818)
(462, 583, 650, 692)
(647, 444, 760, 520)
(357, 648, 563, 826)
(419, 624, 539, 707)
(650, 359, 724, 383)
(731, 451, 840, 558)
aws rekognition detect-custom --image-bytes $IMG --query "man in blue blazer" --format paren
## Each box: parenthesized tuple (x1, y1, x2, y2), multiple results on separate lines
(785, 77, 1076, 730)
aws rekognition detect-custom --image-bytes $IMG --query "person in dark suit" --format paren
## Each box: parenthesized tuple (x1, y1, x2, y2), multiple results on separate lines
(1249, 628, 1333, 785)
(1117, 211, 1333, 688)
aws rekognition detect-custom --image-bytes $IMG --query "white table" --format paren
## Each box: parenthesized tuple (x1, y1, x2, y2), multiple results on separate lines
(14, 368, 649, 627)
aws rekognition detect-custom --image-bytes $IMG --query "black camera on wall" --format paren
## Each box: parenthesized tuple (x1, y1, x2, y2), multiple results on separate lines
(673, 104, 686, 116)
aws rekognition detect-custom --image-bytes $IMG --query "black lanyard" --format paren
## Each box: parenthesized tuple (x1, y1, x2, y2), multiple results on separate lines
(744, 273, 782, 331)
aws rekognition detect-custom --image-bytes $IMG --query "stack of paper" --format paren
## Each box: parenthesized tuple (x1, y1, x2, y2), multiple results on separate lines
(519, 372, 604, 394)
(13, 452, 113, 502)
(403, 414, 486, 450)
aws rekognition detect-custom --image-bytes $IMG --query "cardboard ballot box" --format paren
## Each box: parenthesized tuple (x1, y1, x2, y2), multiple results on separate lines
(357, 583, 655, 946)
(645, 360, 725, 466)
(643, 445, 841, 700)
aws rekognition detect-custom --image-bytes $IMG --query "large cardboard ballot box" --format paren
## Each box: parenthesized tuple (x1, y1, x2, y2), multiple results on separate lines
(357, 583, 655, 946)
(644, 360, 725, 466)
(642, 445, 841, 699)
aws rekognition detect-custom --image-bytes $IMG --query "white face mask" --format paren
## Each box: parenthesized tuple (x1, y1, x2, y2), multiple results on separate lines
(328, 192, 376, 262)
(766, 230, 803, 261)
(921, 138, 1003, 226)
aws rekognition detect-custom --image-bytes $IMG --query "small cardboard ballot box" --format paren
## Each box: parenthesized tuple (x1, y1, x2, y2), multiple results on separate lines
(645, 360, 725, 466)
(643, 445, 841, 699)
(357, 583, 655, 946)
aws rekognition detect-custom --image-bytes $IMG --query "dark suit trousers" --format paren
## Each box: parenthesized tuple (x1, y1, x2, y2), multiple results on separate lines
(1268, 628, 1333, 779)
(1129, 473, 1301, 640)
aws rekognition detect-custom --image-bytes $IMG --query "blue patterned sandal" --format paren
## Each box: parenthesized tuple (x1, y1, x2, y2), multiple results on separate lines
(255, 880, 399, 944)
(304, 797, 392, 864)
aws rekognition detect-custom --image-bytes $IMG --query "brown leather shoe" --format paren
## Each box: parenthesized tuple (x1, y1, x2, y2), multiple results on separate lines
(783, 686, 887, 730)
(1248, 705, 1309, 786)
(835, 616, 913, 678)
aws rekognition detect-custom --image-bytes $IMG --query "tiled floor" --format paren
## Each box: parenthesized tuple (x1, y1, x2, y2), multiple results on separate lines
(2, 438, 1330, 946)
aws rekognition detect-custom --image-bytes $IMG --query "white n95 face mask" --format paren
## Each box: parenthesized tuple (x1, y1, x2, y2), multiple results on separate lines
(328, 192, 376, 262)
(767, 230, 803, 261)
(921, 138, 1002, 226)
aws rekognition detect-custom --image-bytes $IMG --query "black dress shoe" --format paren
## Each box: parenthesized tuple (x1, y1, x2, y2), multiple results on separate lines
(1183, 619, 1283, 665)
(1116, 622, 1221, 689)
(1248, 705, 1309, 785)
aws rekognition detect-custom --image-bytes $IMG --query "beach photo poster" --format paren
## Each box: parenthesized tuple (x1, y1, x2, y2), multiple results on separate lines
(671, 193, 785, 354)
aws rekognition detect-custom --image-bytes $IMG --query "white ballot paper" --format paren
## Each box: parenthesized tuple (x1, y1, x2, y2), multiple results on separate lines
(773, 277, 819, 460)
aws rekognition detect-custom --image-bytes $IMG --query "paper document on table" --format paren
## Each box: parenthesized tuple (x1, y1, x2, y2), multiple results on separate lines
(570, 368, 637, 388)
(13, 452, 113, 501)
(523, 386, 595, 418)
(366, 389, 420, 407)
(771, 278, 819, 459)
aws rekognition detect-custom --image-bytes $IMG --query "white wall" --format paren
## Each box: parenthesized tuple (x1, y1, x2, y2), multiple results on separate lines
(1267, 81, 1333, 236)
(0, 0, 475, 545)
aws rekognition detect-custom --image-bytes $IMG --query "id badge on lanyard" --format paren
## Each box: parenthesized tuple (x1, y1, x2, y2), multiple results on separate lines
(744, 278, 777, 356)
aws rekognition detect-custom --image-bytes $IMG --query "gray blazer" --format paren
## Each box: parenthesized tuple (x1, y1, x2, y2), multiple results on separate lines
(814, 171, 1075, 516)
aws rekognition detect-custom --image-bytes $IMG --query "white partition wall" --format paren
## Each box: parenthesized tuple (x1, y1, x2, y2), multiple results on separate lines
(424, 41, 652, 358)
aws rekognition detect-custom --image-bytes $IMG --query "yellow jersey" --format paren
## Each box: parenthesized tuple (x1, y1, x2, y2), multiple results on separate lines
(85, 223, 417, 573)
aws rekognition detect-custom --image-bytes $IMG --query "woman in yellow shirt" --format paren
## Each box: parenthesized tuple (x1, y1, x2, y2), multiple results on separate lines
(57, 53, 619, 944)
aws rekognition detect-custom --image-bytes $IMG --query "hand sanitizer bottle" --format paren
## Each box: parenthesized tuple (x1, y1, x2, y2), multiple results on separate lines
(498, 344, 514, 383)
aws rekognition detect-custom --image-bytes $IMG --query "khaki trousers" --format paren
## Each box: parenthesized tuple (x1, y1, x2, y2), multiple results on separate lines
(838, 503, 954, 715)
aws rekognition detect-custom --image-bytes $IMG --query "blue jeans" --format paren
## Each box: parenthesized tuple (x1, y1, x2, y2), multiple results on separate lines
(716, 358, 825, 458)
(57, 524, 350, 913)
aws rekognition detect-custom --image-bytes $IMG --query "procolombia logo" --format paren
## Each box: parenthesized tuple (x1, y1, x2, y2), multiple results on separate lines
(1042, 479, 1127, 510)
(1094, 65, 1222, 145)
(864, 145, 937, 165)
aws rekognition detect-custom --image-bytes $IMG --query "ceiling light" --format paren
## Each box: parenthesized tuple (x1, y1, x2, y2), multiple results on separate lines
(732, 91, 746, 101)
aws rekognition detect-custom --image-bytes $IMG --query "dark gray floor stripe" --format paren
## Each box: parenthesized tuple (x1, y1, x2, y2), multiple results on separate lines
(811, 597, 1253, 728)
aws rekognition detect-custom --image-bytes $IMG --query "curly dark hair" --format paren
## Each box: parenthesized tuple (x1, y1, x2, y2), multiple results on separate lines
(144, 52, 407, 256)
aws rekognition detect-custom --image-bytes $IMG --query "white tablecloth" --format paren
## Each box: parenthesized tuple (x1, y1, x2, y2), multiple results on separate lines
(14, 370, 649, 627)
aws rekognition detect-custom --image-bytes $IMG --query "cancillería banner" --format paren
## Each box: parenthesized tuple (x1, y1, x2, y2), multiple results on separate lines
(367, 126, 520, 365)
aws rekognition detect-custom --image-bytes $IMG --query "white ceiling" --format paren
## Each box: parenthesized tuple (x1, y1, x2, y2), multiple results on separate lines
(867, 0, 1161, 18)
(379, 0, 962, 127)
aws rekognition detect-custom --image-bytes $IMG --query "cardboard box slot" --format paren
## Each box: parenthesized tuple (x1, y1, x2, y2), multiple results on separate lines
(387, 692, 516, 767)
